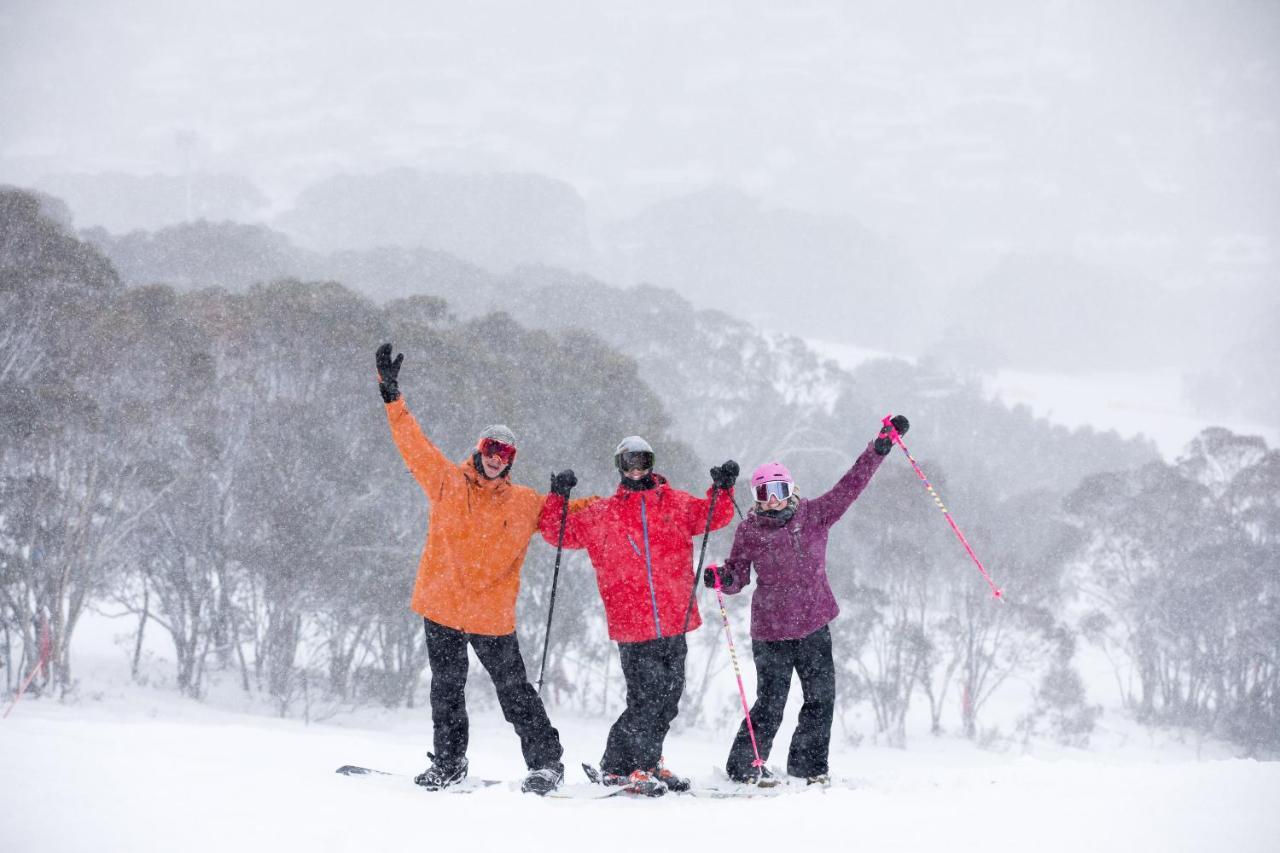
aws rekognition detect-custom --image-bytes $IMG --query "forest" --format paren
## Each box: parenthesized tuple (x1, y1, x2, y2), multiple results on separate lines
(3, 186, 1277, 756)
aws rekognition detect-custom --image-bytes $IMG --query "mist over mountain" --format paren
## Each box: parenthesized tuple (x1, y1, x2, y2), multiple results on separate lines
(77, 177, 1271, 411)
(36, 172, 267, 233)
(75, 196, 1161, 501)
(930, 253, 1184, 373)
(86, 220, 301, 290)
(1188, 292, 1280, 432)
(593, 185, 930, 350)
(273, 169, 591, 272)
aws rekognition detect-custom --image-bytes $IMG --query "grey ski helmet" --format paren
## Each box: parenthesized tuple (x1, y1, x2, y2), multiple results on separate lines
(477, 424, 517, 447)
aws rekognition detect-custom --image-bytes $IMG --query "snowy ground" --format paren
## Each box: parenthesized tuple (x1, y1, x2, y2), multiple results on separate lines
(5, 682, 1280, 853)
(4, 614, 1280, 853)
(806, 339, 1278, 460)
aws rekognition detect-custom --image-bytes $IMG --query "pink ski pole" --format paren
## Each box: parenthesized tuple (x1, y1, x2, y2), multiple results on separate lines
(882, 415, 1004, 601)
(708, 564, 765, 769)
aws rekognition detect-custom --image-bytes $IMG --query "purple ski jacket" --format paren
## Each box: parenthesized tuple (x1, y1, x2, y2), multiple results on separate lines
(720, 443, 885, 641)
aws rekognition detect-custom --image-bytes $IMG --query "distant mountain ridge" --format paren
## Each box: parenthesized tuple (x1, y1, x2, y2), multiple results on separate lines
(273, 168, 591, 274)
(36, 172, 267, 233)
(592, 185, 931, 350)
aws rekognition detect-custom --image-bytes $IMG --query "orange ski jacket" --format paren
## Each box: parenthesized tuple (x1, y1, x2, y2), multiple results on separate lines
(385, 397, 589, 636)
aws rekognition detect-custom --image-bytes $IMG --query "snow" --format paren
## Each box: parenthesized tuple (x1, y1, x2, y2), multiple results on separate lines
(980, 367, 1279, 459)
(5, 690, 1279, 853)
(806, 339, 1279, 460)
(4, 614, 1279, 853)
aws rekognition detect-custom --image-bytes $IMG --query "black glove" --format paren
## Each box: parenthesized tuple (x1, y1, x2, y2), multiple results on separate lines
(874, 415, 910, 455)
(703, 565, 734, 589)
(375, 343, 404, 404)
(710, 459, 740, 490)
(549, 469, 577, 498)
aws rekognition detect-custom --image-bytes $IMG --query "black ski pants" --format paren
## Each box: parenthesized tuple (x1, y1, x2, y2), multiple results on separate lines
(423, 617, 563, 770)
(725, 624, 835, 779)
(601, 634, 687, 775)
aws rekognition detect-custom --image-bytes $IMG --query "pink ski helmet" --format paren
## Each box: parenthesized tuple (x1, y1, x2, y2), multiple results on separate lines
(751, 462, 794, 489)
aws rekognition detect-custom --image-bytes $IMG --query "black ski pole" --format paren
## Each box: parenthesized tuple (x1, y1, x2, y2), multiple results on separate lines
(536, 495, 570, 696)
(680, 486, 720, 634)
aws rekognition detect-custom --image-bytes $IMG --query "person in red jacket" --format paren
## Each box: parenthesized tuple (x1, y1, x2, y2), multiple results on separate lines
(541, 436, 738, 795)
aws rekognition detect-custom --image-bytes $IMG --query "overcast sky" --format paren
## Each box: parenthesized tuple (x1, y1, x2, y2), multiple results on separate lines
(0, 0, 1275, 300)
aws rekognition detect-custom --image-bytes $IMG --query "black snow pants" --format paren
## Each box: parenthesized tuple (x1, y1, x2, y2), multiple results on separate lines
(600, 634, 687, 775)
(725, 624, 835, 780)
(423, 617, 563, 770)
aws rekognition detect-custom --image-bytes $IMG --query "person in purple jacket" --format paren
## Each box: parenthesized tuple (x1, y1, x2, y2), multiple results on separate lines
(706, 415, 909, 784)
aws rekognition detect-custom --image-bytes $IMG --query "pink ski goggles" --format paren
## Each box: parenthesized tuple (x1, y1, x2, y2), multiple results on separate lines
(477, 437, 517, 465)
(754, 480, 793, 502)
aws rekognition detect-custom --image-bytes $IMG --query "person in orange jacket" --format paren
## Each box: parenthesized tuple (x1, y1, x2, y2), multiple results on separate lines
(540, 436, 738, 795)
(376, 343, 589, 796)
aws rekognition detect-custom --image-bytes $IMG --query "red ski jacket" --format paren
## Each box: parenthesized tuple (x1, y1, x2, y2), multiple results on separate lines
(540, 475, 735, 643)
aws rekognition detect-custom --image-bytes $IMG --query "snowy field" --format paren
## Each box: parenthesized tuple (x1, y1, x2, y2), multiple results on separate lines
(6, 687, 1280, 853)
(4, 614, 1280, 853)
(807, 339, 1278, 459)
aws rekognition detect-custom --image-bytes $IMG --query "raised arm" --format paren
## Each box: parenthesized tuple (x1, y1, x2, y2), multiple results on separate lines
(807, 416, 908, 526)
(377, 343, 458, 499)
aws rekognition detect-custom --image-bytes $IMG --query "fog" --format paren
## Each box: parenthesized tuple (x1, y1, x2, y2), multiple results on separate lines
(3, 0, 1278, 426)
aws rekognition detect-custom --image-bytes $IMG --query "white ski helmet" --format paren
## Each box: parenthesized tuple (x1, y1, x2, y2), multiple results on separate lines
(614, 435, 655, 472)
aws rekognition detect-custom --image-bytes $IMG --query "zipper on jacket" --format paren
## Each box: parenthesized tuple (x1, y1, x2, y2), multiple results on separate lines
(640, 495, 662, 637)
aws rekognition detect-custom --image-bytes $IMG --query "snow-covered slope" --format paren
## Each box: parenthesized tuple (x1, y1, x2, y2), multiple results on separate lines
(4, 613, 1279, 853)
(808, 338, 1280, 460)
(5, 686, 1278, 853)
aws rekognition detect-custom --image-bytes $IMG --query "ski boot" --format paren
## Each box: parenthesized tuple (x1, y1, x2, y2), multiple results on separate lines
(414, 752, 468, 790)
(652, 757, 691, 792)
(521, 762, 565, 795)
(602, 769, 667, 797)
(729, 764, 780, 788)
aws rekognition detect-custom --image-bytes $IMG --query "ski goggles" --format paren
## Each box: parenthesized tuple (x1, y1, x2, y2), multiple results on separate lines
(477, 438, 517, 465)
(754, 480, 794, 502)
(617, 450, 655, 472)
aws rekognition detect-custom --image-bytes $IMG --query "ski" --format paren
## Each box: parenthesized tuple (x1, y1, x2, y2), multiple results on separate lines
(334, 764, 505, 793)
(675, 766, 859, 798)
(334, 763, 857, 800)
(544, 782, 630, 800)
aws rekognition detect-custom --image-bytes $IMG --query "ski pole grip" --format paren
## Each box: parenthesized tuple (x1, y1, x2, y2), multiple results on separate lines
(708, 563, 722, 590)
